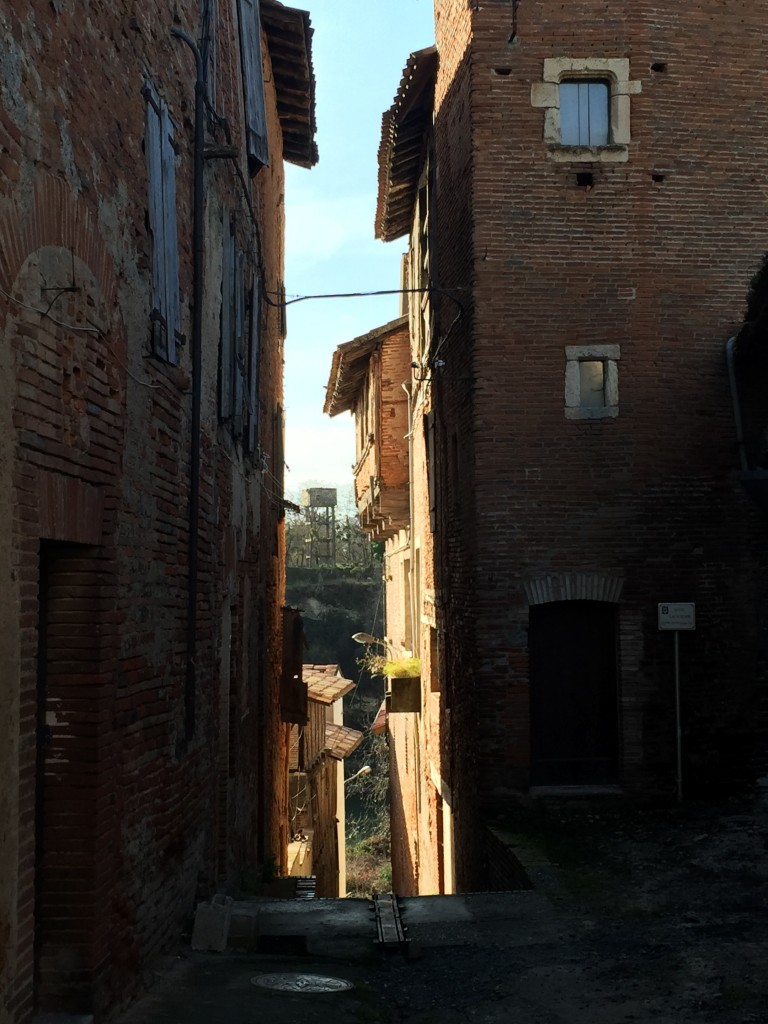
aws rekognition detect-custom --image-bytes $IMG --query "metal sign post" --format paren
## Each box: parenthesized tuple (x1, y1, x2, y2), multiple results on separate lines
(658, 603, 695, 802)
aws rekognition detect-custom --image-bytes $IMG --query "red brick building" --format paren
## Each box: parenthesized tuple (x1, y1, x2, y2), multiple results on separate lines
(325, 314, 447, 894)
(0, 1, 315, 1019)
(358, 0, 768, 892)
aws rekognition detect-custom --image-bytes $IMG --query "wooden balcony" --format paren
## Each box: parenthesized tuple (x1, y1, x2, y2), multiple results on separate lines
(325, 317, 412, 540)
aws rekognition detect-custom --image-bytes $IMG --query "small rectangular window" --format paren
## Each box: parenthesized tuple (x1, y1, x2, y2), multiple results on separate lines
(565, 344, 620, 420)
(578, 360, 605, 408)
(560, 80, 609, 147)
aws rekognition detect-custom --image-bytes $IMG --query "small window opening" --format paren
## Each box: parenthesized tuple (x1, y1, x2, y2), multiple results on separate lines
(650, 62, 668, 73)
(579, 360, 605, 409)
(493, 67, 512, 76)
(576, 172, 594, 188)
(651, 172, 665, 183)
(560, 79, 609, 146)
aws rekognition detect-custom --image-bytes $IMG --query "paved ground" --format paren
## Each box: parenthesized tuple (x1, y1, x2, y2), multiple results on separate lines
(113, 792, 768, 1024)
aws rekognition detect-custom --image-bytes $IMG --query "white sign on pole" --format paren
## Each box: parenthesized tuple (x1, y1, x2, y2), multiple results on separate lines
(658, 602, 695, 631)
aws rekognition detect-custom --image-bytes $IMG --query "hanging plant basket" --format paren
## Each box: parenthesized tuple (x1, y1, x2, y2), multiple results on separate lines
(386, 658, 421, 713)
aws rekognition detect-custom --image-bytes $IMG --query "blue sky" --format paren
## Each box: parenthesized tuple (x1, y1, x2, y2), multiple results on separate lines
(283, 1, 435, 498)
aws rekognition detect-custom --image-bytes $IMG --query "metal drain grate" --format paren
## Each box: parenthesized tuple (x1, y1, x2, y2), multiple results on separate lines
(371, 892, 408, 949)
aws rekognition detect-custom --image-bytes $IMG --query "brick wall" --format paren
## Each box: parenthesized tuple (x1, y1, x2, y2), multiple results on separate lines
(426, 0, 768, 887)
(430, 0, 486, 893)
(0, 1, 295, 1019)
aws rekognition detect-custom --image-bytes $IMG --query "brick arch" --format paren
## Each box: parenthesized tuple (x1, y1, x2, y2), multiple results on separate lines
(524, 571, 624, 606)
(0, 175, 118, 317)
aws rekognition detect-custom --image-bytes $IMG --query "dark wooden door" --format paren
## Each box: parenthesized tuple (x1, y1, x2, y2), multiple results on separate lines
(529, 600, 619, 785)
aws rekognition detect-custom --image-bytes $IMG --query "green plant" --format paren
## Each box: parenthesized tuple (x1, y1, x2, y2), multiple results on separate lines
(356, 645, 387, 678)
(346, 830, 392, 897)
(384, 656, 420, 678)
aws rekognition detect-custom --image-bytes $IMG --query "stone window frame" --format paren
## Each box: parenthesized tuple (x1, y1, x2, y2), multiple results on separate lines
(564, 344, 620, 420)
(531, 58, 641, 163)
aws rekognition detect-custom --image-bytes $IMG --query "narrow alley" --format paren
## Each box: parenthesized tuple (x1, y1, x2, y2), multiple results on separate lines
(3, 2, 768, 1023)
(114, 797, 768, 1024)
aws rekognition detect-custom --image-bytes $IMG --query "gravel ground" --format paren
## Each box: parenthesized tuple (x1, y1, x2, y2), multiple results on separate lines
(113, 790, 768, 1024)
(392, 791, 768, 1024)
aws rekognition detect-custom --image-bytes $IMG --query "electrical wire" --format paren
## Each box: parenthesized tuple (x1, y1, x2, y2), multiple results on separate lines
(1, 282, 170, 392)
(275, 285, 468, 313)
(0, 282, 101, 334)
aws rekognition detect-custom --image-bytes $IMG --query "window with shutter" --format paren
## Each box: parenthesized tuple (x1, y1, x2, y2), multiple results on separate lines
(247, 280, 262, 454)
(425, 410, 436, 533)
(274, 404, 285, 520)
(144, 80, 182, 363)
(237, 0, 269, 174)
(233, 250, 246, 437)
(530, 58, 641, 164)
(220, 212, 253, 444)
(219, 213, 236, 421)
(559, 80, 610, 147)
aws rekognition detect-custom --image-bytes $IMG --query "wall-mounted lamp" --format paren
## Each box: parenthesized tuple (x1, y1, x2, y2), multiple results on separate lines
(344, 764, 371, 784)
(351, 632, 387, 648)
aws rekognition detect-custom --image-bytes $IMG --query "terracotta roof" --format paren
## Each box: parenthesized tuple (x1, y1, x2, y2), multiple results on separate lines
(324, 723, 364, 760)
(262, 1, 318, 168)
(370, 699, 388, 736)
(303, 663, 355, 704)
(323, 316, 408, 417)
(375, 46, 437, 242)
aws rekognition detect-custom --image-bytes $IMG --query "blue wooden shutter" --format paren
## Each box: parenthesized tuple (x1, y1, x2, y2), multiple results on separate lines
(233, 251, 246, 437)
(160, 103, 181, 362)
(145, 82, 166, 356)
(247, 280, 261, 454)
(275, 403, 285, 519)
(219, 213, 235, 420)
(144, 80, 180, 363)
(425, 411, 436, 533)
(237, 0, 269, 173)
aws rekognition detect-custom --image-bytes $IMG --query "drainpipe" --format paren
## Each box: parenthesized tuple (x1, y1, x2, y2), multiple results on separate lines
(172, 28, 205, 739)
(725, 335, 749, 472)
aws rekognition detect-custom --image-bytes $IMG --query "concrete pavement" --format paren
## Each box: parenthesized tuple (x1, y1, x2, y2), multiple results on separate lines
(113, 800, 768, 1024)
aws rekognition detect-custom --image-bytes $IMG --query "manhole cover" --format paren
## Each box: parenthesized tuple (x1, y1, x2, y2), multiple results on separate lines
(251, 973, 353, 993)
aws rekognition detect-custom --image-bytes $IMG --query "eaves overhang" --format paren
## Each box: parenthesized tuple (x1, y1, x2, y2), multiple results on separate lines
(375, 46, 437, 242)
(324, 315, 408, 417)
(324, 723, 364, 760)
(262, 0, 318, 168)
(304, 663, 355, 704)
